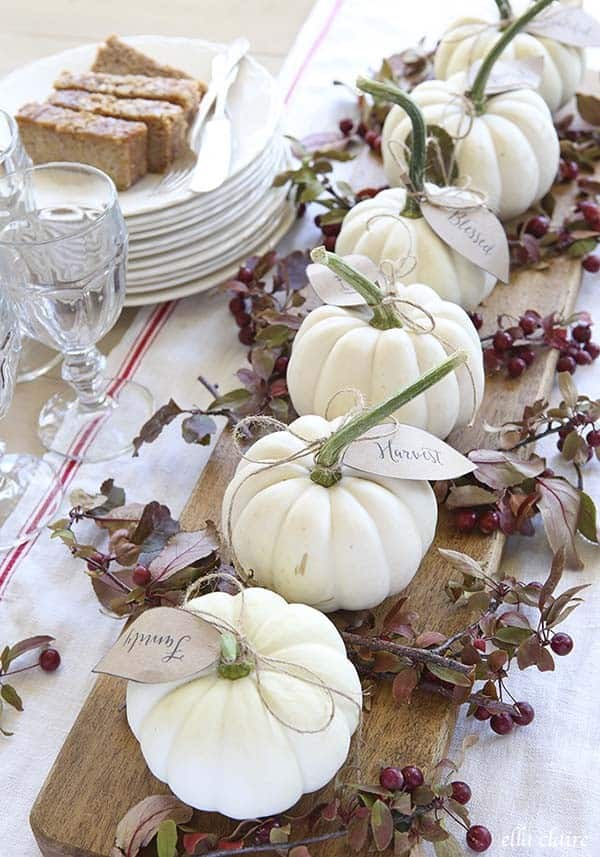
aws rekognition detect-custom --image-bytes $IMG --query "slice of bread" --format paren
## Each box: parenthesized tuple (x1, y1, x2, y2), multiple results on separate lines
(55, 71, 200, 122)
(49, 90, 187, 173)
(92, 35, 207, 97)
(17, 102, 147, 191)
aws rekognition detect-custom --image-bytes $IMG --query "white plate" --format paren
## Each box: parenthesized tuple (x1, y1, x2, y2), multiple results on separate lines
(0, 35, 282, 218)
(123, 203, 296, 306)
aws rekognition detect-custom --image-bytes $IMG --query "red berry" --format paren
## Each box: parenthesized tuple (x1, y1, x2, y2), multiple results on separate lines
(490, 712, 514, 735)
(576, 349, 592, 366)
(493, 330, 513, 352)
(507, 325, 524, 341)
(519, 313, 540, 335)
(234, 311, 252, 328)
(379, 766, 405, 791)
(401, 765, 424, 791)
(474, 705, 491, 721)
(515, 346, 536, 367)
(455, 509, 478, 533)
(39, 648, 61, 672)
(512, 701, 535, 726)
(582, 254, 600, 273)
(473, 638, 486, 652)
(551, 632, 573, 656)
(559, 159, 579, 181)
(479, 510, 500, 534)
(557, 355, 576, 374)
(483, 348, 502, 373)
(274, 356, 289, 374)
(468, 311, 484, 331)
(355, 187, 378, 200)
(451, 781, 472, 804)
(324, 235, 337, 251)
(525, 215, 549, 238)
(339, 117, 354, 136)
(238, 326, 255, 346)
(365, 130, 378, 147)
(357, 121, 367, 138)
(587, 429, 600, 447)
(132, 565, 151, 587)
(585, 341, 600, 359)
(321, 222, 341, 238)
(466, 825, 492, 852)
(572, 324, 592, 343)
(578, 200, 600, 230)
(507, 356, 527, 378)
(228, 296, 244, 315)
(237, 266, 253, 285)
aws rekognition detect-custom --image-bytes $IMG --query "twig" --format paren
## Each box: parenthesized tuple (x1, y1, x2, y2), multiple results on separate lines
(341, 631, 473, 676)
(204, 829, 347, 856)
(506, 424, 562, 451)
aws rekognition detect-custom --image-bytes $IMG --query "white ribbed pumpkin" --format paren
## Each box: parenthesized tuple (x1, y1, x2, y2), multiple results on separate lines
(335, 187, 497, 309)
(382, 73, 559, 221)
(127, 587, 361, 818)
(287, 282, 484, 438)
(434, 3, 585, 114)
(221, 414, 437, 612)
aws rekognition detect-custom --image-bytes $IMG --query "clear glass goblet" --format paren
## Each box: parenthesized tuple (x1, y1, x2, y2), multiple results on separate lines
(0, 108, 61, 383)
(0, 162, 153, 463)
(0, 290, 63, 551)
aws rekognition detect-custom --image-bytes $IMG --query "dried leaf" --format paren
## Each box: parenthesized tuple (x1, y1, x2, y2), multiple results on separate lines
(392, 668, 419, 704)
(438, 549, 484, 578)
(1, 684, 23, 711)
(133, 400, 183, 456)
(539, 548, 566, 609)
(427, 663, 473, 687)
(133, 502, 180, 567)
(181, 413, 217, 446)
(433, 832, 467, 857)
(469, 449, 546, 489)
(347, 807, 371, 852)
(113, 795, 192, 857)
(578, 491, 599, 542)
(536, 478, 582, 570)
(149, 524, 219, 583)
(370, 799, 394, 851)
(446, 485, 499, 509)
(7, 635, 54, 663)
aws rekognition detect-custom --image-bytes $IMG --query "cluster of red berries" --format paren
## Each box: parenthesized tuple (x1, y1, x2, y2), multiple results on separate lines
(473, 700, 535, 735)
(228, 265, 258, 346)
(378, 765, 491, 852)
(453, 507, 501, 535)
(557, 412, 600, 456)
(575, 200, 600, 272)
(554, 321, 599, 375)
(339, 116, 382, 155)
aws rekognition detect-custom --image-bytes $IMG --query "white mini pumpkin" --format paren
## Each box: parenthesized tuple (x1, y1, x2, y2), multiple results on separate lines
(127, 587, 362, 818)
(335, 187, 497, 309)
(382, 73, 559, 221)
(222, 414, 438, 612)
(287, 281, 484, 439)
(434, 2, 585, 114)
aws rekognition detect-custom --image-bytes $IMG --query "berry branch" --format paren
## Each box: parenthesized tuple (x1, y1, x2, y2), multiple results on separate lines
(0, 636, 60, 736)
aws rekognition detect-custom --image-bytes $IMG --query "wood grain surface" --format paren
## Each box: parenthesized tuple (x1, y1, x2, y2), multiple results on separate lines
(29, 196, 584, 855)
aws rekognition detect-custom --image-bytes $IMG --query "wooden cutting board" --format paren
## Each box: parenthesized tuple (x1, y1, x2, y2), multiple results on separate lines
(30, 202, 584, 855)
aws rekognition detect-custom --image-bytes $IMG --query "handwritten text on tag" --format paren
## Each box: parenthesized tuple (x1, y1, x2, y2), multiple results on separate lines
(421, 193, 510, 283)
(308, 254, 380, 306)
(93, 607, 221, 684)
(467, 57, 544, 95)
(526, 6, 600, 48)
(343, 424, 476, 481)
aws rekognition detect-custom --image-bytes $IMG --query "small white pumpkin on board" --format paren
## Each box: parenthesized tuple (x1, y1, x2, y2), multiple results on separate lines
(435, 0, 585, 114)
(127, 587, 362, 819)
(223, 349, 472, 612)
(382, 0, 560, 221)
(287, 250, 484, 438)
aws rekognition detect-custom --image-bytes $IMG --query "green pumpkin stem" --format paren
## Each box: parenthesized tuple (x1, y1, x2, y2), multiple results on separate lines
(356, 76, 427, 217)
(495, 0, 513, 21)
(310, 350, 469, 488)
(310, 246, 399, 330)
(217, 632, 253, 680)
(469, 0, 553, 112)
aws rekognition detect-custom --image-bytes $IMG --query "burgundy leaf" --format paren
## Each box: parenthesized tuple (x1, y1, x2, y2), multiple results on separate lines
(7, 635, 54, 662)
(469, 449, 546, 489)
(392, 668, 419, 704)
(133, 502, 180, 567)
(370, 799, 394, 851)
(536, 478, 583, 570)
(133, 400, 183, 457)
(112, 795, 192, 857)
(149, 524, 219, 583)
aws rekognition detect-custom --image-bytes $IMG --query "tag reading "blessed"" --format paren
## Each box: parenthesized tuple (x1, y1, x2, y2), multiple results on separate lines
(421, 189, 510, 283)
(525, 6, 600, 48)
(93, 606, 221, 684)
(343, 424, 476, 481)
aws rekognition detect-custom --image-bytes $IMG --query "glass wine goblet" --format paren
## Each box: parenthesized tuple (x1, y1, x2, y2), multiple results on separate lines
(0, 108, 61, 383)
(0, 290, 63, 551)
(0, 162, 153, 463)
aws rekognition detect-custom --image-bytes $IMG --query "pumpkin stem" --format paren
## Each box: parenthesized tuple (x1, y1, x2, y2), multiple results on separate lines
(310, 350, 468, 487)
(469, 0, 553, 112)
(217, 632, 253, 680)
(356, 76, 426, 217)
(310, 246, 400, 330)
(494, 0, 513, 21)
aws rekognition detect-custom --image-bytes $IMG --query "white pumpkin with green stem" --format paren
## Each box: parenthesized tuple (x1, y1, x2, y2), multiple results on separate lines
(336, 79, 497, 310)
(435, 0, 585, 114)
(287, 250, 484, 438)
(222, 351, 468, 612)
(382, 0, 560, 221)
(127, 587, 362, 818)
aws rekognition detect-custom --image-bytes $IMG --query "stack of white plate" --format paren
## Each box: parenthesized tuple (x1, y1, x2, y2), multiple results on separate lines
(0, 36, 295, 306)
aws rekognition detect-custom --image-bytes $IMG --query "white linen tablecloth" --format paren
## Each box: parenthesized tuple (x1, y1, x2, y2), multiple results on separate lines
(2, 1, 600, 854)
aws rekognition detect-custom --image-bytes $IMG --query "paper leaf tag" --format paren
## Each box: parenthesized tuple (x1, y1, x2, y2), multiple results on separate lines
(307, 254, 380, 306)
(467, 57, 544, 95)
(343, 424, 476, 481)
(421, 188, 510, 282)
(93, 607, 221, 684)
(525, 6, 600, 48)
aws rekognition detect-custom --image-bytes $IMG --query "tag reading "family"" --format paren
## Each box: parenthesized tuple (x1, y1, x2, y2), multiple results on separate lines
(93, 606, 221, 684)
(343, 424, 476, 480)
(525, 6, 600, 48)
(421, 189, 510, 283)
(308, 254, 380, 306)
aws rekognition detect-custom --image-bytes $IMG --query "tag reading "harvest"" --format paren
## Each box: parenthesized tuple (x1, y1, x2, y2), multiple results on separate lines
(343, 424, 476, 481)
(93, 606, 221, 684)
(526, 6, 600, 48)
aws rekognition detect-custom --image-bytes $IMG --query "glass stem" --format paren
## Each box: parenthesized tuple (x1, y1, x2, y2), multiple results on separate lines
(61, 346, 108, 411)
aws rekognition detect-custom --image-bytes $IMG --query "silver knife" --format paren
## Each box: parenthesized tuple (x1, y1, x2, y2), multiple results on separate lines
(189, 38, 249, 193)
